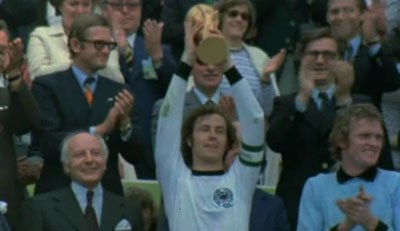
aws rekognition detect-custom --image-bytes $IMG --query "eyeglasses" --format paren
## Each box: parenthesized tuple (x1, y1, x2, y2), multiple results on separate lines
(303, 50, 338, 61)
(226, 10, 249, 21)
(81, 39, 117, 51)
(105, 1, 141, 11)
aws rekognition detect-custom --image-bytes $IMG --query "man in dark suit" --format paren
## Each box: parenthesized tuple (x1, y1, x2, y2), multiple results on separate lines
(32, 14, 144, 195)
(19, 132, 143, 231)
(327, 0, 400, 109)
(102, 0, 176, 179)
(266, 27, 371, 230)
(0, 20, 40, 229)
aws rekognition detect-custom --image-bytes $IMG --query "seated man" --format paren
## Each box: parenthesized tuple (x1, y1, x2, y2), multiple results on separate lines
(298, 104, 400, 230)
(19, 132, 143, 231)
(154, 20, 265, 230)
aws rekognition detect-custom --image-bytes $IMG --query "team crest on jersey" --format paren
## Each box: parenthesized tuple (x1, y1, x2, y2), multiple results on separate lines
(213, 188, 233, 208)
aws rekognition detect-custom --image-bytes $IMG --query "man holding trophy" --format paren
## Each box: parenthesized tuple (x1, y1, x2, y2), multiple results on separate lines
(154, 4, 265, 230)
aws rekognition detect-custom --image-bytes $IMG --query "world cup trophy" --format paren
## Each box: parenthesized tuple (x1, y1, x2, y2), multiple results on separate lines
(185, 4, 228, 65)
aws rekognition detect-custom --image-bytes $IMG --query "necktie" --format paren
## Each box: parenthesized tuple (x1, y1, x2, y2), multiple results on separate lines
(318, 92, 330, 112)
(205, 100, 216, 106)
(84, 76, 95, 106)
(85, 190, 99, 231)
(124, 44, 134, 71)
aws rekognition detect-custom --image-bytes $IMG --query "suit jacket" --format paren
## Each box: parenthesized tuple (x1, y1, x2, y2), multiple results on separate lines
(266, 93, 371, 229)
(0, 81, 40, 228)
(18, 187, 143, 231)
(32, 68, 144, 195)
(250, 0, 314, 56)
(119, 35, 176, 179)
(351, 44, 400, 109)
(27, 24, 124, 82)
(250, 188, 290, 231)
(151, 89, 204, 147)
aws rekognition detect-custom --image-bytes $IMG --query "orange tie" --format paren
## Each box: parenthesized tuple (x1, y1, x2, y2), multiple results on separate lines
(125, 45, 134, 71)
(84, 76, 95, 105)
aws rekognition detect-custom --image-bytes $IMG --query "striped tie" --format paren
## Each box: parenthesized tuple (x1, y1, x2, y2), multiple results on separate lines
(124, 45, 134, 71)
(84, 76, 95, 106)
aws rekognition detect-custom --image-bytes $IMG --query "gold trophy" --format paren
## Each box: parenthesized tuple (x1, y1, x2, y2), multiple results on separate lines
(185, 4, 228, 65)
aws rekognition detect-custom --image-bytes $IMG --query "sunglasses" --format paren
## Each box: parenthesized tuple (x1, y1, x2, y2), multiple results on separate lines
(226, 10, 249, 21)
(81, 39, 117, 51)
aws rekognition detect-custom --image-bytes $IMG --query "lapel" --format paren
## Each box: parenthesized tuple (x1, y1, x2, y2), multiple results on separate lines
(132, 36, 147, 82)
(52, 188, 89, 231)
(183, 90, 203, 118)
(0, 87, 9, 125)
(319, 97, 336, 136)
(100, 190, 128, 231)
(90, 77, 116, 124)
(185, 90, 203, 109)
(351, 44, 370, 93)
(303, 96, 335, 136)
(303, 98, 321, 132)
(61, 69, 92, 123)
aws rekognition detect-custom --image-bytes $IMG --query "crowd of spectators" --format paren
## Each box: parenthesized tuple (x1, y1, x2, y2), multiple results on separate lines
(0, 0, 400, 230)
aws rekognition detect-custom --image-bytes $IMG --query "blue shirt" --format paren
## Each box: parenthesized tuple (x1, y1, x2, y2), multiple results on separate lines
(295, 84, 336, 112)
(297, 169, 400, 230)
(347, 35, 380, 59)
(71, 64, 98, 93)
(193, 87, 221, 105)
(71, 181, 103, 225)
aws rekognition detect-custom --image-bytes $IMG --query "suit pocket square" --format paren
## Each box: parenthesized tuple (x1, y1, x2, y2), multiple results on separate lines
(114, 218, 132, 231)
(108, 97, 114, 102)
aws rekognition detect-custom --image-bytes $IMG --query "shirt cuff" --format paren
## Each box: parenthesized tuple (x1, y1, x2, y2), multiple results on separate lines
(295, 95, 307, 112)
(120, 126, 133, 142)
(89, 126, 96, 135)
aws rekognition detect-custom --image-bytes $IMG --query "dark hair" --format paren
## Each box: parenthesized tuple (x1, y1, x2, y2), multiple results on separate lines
(214, 0, 256, 39)
(329, 103, 384, 160)
(293, 27, 346, 71)
(125, 186, 157, 231)
(180, 105, 237, 168)
(68, 13, 111, 56)
(294, 27, 346, 62)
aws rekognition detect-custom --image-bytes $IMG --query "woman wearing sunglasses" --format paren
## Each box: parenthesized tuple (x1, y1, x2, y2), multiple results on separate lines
(215, 0, 285, 118)
(26, 0, 124, 83)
